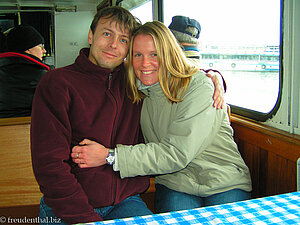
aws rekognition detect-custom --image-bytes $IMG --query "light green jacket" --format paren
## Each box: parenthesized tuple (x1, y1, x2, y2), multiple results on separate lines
(116, 71, 252, 197)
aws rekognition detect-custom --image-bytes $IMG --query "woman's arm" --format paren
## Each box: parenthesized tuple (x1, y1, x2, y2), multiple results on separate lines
(72, 74, 222, 178)
(116, 75, 219, 178)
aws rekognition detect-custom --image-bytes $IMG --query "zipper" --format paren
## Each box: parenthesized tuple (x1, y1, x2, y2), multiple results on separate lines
(108, 73, 112, 89)
(108, 72, 117, 205)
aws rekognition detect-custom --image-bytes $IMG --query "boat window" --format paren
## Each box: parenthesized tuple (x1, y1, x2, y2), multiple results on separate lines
(163, 0, 282, 121)
(0, 14, 16, 32)
(122, 0, 153, 24)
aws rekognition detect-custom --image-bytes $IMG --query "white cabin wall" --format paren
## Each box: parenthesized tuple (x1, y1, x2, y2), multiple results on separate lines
(54, 10, 95, 68)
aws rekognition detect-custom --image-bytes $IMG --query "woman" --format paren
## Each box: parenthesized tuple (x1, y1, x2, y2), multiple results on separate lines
(72, 21, 252, 213)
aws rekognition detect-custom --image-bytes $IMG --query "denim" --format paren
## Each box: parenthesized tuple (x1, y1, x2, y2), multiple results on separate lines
(39, 195, 152, 224)
(155, 184, 251, 213)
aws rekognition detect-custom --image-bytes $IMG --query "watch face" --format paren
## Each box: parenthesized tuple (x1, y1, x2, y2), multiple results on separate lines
(106, 155, 115, 165)
(106, 149, 115, 165)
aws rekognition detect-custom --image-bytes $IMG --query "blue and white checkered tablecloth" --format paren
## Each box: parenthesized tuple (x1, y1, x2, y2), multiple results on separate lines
(90, 192, 300, 225)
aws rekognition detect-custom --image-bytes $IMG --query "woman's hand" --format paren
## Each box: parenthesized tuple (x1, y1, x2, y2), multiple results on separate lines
(71, 139, 109, 168)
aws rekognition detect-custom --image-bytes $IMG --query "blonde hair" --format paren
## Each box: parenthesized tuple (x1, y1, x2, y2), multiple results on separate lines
(127, 21, 199, 103)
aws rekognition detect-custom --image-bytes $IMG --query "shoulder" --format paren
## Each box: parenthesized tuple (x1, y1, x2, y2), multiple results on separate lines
(188, 70, 214, 92)
(172, 71, 214, 109)
(177, 70, 215, 109)
(42, 64, 74, 79)
(37, 66, 72, 89)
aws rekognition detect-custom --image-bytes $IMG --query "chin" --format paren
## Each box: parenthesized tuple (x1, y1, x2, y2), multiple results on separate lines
(142, 81, 155, 86)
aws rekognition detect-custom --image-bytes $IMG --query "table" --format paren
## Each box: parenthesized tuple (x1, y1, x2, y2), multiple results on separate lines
(91, 192, 300, 224)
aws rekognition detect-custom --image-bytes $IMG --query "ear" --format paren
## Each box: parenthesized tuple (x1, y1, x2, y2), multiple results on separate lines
(88, 29, 93, 45)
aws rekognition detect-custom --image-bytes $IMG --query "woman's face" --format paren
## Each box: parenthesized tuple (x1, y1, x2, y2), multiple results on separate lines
(132, 34, 159, 86)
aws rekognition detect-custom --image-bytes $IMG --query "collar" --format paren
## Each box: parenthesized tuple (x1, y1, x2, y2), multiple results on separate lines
(75, 48, 124, 80)
(137, 79, 159, 91)
(0, 52, 50, 71)
(137, 79, 163, 98)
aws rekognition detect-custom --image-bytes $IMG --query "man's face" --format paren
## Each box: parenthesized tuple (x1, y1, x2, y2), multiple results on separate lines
(88, 17, 130, 70)
(25, 44, 46, 61)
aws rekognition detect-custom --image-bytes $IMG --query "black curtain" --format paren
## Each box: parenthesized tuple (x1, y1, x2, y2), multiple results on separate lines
(20, 12, 52, 56)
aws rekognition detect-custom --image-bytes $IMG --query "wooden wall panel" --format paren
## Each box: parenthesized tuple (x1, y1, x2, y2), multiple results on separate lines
(0, 117, 42, 208)
(232, 115, 300, 198)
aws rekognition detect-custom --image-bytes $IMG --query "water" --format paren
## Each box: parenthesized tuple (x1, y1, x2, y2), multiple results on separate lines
(221, 70, 280, 113)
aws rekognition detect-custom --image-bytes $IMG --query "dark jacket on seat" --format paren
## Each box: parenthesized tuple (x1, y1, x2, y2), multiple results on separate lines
(0, 52, 50, 118)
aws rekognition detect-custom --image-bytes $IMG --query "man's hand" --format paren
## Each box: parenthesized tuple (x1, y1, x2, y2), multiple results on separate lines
(206, 71, 225, 109)
(71, 139, 109, 168)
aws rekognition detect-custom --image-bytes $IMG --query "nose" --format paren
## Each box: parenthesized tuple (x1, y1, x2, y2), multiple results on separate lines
(142, 56, 149, 67)
(110, 36, 118, 48)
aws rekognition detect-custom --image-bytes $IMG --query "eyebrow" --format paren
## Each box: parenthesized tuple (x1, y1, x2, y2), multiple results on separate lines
(102, 27, 130, 39)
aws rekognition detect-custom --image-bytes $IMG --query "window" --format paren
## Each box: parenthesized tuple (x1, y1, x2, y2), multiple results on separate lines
(122, 0, 153, 24)
(0, 14, 17, 32)
(164, 0, 282, 120)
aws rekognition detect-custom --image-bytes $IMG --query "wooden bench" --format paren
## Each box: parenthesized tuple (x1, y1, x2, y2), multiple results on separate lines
(0, 117, 41, 220)
(3, 113, 300, 220)
(0, 117, 155, 221)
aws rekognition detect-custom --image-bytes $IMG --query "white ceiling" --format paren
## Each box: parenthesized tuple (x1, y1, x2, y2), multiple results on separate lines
(0, 0, 102, 12)
(0, 0, 100, 7)
(0, 0, 150, 13)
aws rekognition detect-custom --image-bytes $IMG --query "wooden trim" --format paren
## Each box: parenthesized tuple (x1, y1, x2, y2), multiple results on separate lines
(232, 115, 300, 162)
(145, 177, 156, 193)
(232, 115, 300, 143)
(0, 117, 31, 126)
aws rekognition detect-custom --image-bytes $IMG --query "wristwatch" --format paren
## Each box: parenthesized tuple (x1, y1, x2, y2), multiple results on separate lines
(106, 148, 115, 165)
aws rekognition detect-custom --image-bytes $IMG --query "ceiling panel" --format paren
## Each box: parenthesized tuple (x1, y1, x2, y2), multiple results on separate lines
(0, 0, 101, 12)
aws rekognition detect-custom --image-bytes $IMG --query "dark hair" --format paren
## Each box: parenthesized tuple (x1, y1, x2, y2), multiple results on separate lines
(90, 6, 140, 35)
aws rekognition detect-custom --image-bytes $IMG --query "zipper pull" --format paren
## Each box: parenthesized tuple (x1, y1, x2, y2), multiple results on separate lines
(108, 73, 112, 89)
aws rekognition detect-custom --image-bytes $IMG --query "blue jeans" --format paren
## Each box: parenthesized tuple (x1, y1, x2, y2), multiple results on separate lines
(39, 195, 152, 224)
(155, 184, 251, 213)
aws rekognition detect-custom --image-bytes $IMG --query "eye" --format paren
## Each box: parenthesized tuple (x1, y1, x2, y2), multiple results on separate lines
(152, 53, 157, 57)
(134, 53, 142, 57)
(104, 32, 110, 37)
(120, 38, 128, 44)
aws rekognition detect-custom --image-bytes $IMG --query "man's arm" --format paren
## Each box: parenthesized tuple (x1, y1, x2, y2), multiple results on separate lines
(31, 71, 101, 224)
(205, 69, 226, 109)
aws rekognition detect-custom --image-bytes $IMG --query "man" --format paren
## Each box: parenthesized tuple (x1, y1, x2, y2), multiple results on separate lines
(31, 7, 152, 224)
(169, 15, 227, 92)
(31, 7, 223, 224)
(0, 25, 50, 118)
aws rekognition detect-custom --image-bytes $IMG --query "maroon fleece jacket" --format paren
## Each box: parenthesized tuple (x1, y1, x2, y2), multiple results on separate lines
(30, 48, 149, 224)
